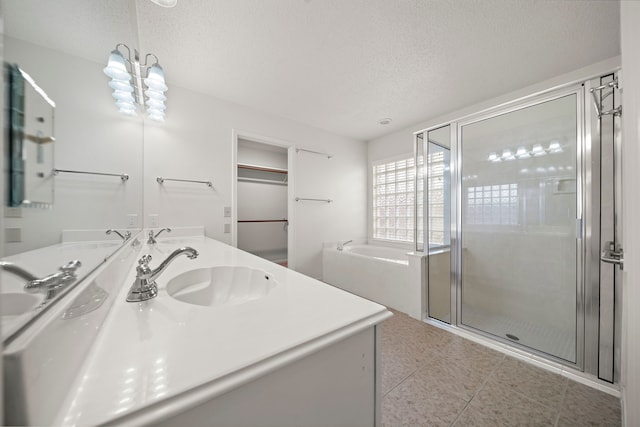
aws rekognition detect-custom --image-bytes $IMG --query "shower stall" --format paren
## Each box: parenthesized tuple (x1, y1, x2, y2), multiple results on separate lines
(416, 71, 622, 382)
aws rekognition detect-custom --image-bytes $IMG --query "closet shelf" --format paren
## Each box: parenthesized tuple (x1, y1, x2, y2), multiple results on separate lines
(237, 163, 288, 174)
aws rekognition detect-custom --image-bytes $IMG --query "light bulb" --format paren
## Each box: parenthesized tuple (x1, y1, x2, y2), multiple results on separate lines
(488, 152, 499, 162)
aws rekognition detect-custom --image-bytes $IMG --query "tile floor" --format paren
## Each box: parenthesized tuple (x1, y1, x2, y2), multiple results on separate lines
(380, 310, 622, 427)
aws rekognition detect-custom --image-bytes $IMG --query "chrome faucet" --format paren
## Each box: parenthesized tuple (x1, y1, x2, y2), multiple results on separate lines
(0, 260, 82, 299)
(147, 228, 172, 244)
(337, 240, 353, 251)
(106, 229, 132, 241)
(127, 247, 198, 302)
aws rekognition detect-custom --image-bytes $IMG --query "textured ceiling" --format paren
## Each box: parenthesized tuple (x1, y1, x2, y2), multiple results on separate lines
(3, 0, 621, 141)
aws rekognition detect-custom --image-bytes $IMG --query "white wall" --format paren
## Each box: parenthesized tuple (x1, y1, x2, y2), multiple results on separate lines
(620, 2, 640, 425)
(3, 37, 144, 254)
(4, 34, 366, 282)
(143, 75, 367, 279)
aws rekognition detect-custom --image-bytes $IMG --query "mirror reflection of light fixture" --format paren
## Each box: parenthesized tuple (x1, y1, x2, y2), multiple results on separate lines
(531, 143, 546, 156)
(501, 149, 514, 161)
(149, 0, 178, 7)
(103, 44, 168, 122)
(515, 146, 529, 159)
(548, 140, 563, 153)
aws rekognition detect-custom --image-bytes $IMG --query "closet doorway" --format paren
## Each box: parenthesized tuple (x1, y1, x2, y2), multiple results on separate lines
(232, 132, 295, 269)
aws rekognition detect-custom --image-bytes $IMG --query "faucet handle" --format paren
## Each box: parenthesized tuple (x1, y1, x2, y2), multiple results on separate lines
(60, 260, 82, 276)
(139, 254, 152, 267)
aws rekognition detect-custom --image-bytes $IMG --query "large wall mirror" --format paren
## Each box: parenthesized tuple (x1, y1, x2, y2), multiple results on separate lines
(1, 0, 144, 340)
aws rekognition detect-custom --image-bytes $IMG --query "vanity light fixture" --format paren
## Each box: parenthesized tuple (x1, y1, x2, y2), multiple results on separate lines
(103, 44, 168, 122)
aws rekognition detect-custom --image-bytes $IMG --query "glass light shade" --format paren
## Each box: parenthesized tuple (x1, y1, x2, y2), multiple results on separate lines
(144, 64, 168, 91)
(149, 0, 178, 7)
(501, 149, 514, 160)
(109, 80, 134, 92)
(516, 146, 529, 158)
(146, 99, 166, 110)
(145, 89, 167, 101)
(103, 50, 131, 81)
(532, 143, 546, 156)
(548, 140, 562, 153)
(148, 110, 165, 122)
(112, 91, 135, 103)
(116, 100, 135, 109)
(119, 107, 137, 116)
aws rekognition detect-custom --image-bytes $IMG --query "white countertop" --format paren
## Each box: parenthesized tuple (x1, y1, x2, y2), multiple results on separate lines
(54, 236, 390, 426)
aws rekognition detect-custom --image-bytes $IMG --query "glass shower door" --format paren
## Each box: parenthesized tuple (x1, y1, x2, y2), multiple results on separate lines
(459, 92, 580, 363)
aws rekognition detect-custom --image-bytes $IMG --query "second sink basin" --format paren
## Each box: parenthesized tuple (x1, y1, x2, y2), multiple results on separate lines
(166, 266, 278, 308)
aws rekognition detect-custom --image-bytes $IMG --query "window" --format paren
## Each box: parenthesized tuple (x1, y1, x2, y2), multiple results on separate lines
(372, 157, 415, 242)
(466, 183, 518, 225)
(427, 150, 446, 245)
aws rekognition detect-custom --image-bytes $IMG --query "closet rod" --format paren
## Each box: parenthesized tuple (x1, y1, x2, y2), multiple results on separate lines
(53, 169, 129, 182)
(238, 177, 287, 186)
(295, 197, 332, 203)
(156, 177, 213, 188)
(296, 148, 333, 159)
(238, 219, 288, 223)
(237, 163, 288, 174)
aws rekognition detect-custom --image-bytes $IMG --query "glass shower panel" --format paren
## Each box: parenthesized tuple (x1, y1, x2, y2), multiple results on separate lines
(426, 125, 452, 323)
(460, 94, 578, 362)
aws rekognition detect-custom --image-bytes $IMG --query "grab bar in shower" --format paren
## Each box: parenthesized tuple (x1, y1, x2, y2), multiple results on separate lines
(53, 169, 129, 182)
(156, 177, 213, 188)
(295, 197, 332, 203)
(590, 78, 622, 118)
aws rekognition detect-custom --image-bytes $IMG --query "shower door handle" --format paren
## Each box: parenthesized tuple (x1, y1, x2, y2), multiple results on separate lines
(601, 241, 624, 270)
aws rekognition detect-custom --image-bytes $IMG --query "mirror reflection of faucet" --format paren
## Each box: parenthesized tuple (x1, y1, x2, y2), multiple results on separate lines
(105, 229, 132, 242)
(0, 259, 82, 301)
(148, 228, 172, 244)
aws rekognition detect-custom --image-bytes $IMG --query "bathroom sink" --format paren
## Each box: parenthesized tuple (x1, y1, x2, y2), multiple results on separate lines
(1, 293, 40, 317)
(166, 266, 277, 308)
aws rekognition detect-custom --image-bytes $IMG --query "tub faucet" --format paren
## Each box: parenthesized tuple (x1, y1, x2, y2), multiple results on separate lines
(106, 229, 131, 242)
(127, 247, 198, 302)
(337, 240, 353, 251)
(147, 228, 172, 244)
(1, 260, 82, 299)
